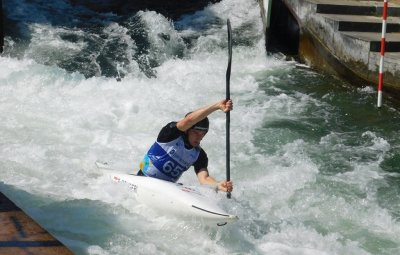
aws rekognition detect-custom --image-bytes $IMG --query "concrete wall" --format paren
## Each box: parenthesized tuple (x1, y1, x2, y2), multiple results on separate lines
(284, 0, 370, 75)
(284, 0, 371, 82)
(259, 0, 400, 99)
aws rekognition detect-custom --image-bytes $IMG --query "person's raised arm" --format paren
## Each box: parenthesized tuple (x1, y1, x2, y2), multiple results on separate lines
(176, 99, 232, 132)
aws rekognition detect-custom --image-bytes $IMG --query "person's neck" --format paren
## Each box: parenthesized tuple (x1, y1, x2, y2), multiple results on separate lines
(183, 134, 194, 149)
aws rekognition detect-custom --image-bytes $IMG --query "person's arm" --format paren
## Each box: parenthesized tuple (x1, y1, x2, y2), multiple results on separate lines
(196, 169, 233, 193)
(176, 99, 233, 132)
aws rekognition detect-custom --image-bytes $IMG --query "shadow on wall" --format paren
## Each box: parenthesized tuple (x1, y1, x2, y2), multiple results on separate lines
(267, 0, 300, 56)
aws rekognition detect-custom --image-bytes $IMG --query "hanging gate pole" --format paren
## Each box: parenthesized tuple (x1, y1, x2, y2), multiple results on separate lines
(377, 0, 388, 108)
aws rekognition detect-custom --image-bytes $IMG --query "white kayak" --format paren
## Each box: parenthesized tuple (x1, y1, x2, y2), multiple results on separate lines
(96, 162, 238, 226)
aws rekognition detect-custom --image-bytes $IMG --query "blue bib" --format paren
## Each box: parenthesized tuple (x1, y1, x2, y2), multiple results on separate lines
(140, 136, 200, 182)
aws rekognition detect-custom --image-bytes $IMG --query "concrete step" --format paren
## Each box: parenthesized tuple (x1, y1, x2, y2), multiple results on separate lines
(321, 14, 400, 33)
(311, 0, 400, 16)
(378, 51, 400, 66)
(342, 31, 400, 52)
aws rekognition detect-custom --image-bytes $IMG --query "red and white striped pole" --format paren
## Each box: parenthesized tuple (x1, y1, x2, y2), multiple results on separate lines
(377, 0, 389, 108)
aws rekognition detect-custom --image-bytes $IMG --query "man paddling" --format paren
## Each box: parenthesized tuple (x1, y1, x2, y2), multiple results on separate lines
(138, 99, 233, 193)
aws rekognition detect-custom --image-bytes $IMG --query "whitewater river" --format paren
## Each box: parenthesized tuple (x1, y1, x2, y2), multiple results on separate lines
(1, 0, 400, 254)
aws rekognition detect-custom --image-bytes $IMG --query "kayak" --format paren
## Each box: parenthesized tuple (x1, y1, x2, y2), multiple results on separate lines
(96, 162, 238, 226)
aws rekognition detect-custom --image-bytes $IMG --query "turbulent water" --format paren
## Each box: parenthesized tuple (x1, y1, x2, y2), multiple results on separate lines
(1, 0, 400, 254)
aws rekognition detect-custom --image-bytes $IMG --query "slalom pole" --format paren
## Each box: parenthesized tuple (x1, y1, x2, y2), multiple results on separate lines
(377, 0, 388, 108)
(226, 19, 232, 199)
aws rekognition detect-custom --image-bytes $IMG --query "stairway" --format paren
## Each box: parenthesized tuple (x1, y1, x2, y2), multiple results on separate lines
(286, 0, 400, 95)
(315, 0, 400, 53)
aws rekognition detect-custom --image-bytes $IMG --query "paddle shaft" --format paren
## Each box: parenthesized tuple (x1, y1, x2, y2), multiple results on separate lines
(226, 19, 232, 199)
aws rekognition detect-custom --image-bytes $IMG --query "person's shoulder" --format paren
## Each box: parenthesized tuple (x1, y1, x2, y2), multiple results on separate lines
(166, 121, 178, 128)
(157, 121, 183, 142)
(161, 121, 180, 133)
(198, 147, 207, 158)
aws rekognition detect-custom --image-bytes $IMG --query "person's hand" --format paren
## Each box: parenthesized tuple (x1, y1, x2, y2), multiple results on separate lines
(218, 180, 233, 192)
(219, 99, 233, 113)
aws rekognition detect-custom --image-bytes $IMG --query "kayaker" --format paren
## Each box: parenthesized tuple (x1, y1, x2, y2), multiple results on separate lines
(138, 99, 233, 193)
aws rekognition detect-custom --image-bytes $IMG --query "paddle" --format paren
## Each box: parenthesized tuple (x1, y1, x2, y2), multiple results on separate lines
(226, 19, 232, 199)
